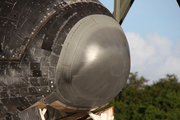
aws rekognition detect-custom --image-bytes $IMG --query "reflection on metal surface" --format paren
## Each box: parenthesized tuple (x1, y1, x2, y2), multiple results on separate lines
(86, 44, 100, 63)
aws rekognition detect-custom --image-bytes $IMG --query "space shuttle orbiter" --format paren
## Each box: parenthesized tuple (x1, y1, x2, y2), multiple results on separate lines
(0, 0, 131, 119)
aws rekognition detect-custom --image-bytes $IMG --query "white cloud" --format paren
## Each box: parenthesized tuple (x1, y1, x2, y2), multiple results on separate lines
(125, 32, 180, 84)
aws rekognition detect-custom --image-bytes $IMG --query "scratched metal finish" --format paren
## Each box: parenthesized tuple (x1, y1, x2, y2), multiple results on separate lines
(0, 0, 117, 119)
(54, 14, 130, 109)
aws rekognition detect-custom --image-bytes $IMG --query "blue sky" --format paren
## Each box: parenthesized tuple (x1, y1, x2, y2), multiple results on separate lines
(100, 0, 180, 42)
(99, 0, 180, 83)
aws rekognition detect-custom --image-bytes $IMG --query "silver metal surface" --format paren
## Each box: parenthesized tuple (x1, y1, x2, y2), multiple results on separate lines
(56, 15, 131, 109)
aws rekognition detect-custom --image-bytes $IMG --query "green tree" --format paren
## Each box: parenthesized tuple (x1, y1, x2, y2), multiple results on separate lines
(108, 73, 180, 120)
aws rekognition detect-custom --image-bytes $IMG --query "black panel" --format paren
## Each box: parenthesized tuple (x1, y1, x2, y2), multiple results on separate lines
(0, 17, 8, 27)
(63, 7, 74, 19)
(8, 10, 18, 21)
(9, 98, 23, 107)
(16, 20, 34, 39)
(5, 116, 12, 120)
(13, 0, 28, 14)
(0, 32, 4, 46)
(74, 3, 89, 15)
(42, 16, 57, 32)
(0, 0, 6, 9)
(61, 22, 73, 34)
(19, 88, 29, 97)
(25, 0, 39, 14)
(32, 70, 42, 77)
(30, 63, 40, 70)
(18, 97, 31, 108)
(30, 78, 40, 86)
(0, 106, 8, 114)
(47, 24, 60, 36)
(8, 36, 24, 56)
(3, 37, 11, 52)
(26, 96, 38, 105)
(67, 15, 80, 26)
(0, 2, 14, 17)
(28, 87, 38, 95)
(1, 62, 8, 69)
(10, 62, 20, 69)
(36, 86, 50, 96)
(41, 34, 55, 51)
(10, 89, 20, 97)
(28, 10, 43, 24)
(20, 78, 29, 87)
(39, 78, 48, 86)
(47, 14, 62, 36)
(0, 70, 5, 75)
(1, 99, 12, 110)
(12, 114, 21, 120)
(0, 118, 6, 120)
(0, 92, 9, 99)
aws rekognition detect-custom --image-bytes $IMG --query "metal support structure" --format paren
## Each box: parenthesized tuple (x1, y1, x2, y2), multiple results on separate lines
(88, 112, 100, 120)
(88, 112, 111, 120)
(177, 0, 180, 7)
(39, 108, 47, 120)
(113, 0, 179, 25)
(87, 107, 114, 120)
(113, 0, 134, 25)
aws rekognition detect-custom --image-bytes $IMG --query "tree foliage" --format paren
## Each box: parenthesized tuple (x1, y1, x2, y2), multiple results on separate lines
(107, 73, 180, 120)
